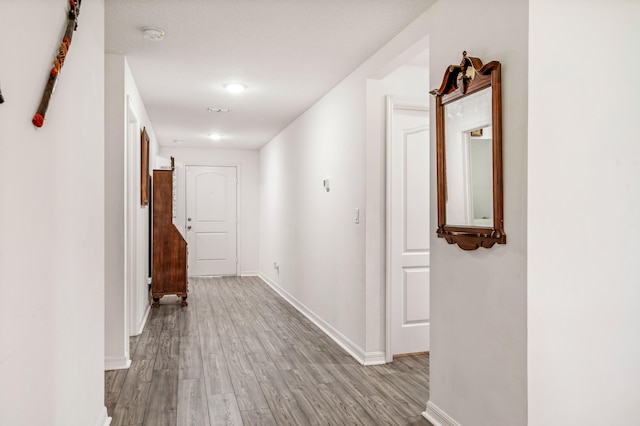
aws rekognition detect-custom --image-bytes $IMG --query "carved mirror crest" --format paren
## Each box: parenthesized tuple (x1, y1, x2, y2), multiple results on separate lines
(430, 51, 506, 250)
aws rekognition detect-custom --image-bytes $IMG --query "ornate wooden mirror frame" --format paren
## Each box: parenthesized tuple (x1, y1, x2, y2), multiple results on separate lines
(430, 51, 506, 250)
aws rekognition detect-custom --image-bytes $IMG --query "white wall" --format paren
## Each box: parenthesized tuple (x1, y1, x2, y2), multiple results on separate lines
(105, 54, 159, 369)
(0, 1, 107, 425)
(260, 5, 528, 423)
(528, 1, 640, 424)
(160, 147, 260, 275)
(425, 0, 528, 425)
(104, 55, 128, 370)
(260, 11, 433, 362)
(260, 79, 368, 353)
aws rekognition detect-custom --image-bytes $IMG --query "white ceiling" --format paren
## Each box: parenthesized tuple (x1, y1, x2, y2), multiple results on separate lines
(105, 0, 434, 150)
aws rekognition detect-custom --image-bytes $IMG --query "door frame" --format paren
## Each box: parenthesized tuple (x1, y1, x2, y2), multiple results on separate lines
(125, 96, 139, 337)
(184, 164, 240, 276)
(385, 96, 429, 362)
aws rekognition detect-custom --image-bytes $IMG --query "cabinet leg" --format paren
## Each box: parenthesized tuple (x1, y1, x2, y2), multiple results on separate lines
(151, 297, 160, 308)
(181, 296, 188, 307)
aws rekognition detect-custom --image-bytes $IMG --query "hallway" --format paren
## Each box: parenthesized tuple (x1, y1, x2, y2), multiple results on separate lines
(105, 277, 431, 425)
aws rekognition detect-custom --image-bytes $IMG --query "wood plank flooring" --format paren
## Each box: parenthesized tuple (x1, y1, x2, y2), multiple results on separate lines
(105, 276, 432, 426)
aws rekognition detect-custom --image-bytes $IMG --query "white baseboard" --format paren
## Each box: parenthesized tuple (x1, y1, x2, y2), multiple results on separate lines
(423, 401, 461, 426)
(104, 356, 131, 371)
(133, 304, 151, 336)
(258, 274, 367, 365)
(95, 406, 111, 426)
(240, 271, 259, 277)
(363, 351, 386, 366)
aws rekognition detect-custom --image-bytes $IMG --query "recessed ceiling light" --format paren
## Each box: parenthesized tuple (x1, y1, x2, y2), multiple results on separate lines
(142, 26, 165, 41)
(224, 83, 247, 94)
(208, 133, 222, 141)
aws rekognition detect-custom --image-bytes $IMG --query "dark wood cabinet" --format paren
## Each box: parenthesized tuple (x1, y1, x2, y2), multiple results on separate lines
(151, 165, 188, 307)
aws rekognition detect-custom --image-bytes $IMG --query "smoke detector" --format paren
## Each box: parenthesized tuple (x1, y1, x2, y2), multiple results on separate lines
(142, 27, 165, 41)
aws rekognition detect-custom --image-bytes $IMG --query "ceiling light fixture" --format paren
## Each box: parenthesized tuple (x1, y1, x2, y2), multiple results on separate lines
(208, 133, 222, 141)
(224, 83, 247, 94)
(142, 26, 165, 41)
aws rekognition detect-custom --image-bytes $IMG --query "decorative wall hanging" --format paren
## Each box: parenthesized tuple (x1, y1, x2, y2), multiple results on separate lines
(32, 0, 81, 128)
(141, 128, 150, 206)
(430, 51, 506, 250)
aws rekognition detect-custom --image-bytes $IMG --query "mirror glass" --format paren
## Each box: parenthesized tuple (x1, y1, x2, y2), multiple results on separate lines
(444, 87, 493, 227)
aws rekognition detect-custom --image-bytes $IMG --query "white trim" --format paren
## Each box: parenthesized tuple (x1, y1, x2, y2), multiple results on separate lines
(385, 96, 429, 362)
(235, 165, 240, 276)
(363, 351, 386, 366)
(258, 274, 367, 365)
(104, 356, 131, 371)
(125, 96, 140, 337)
(95, 406, 111, 426)
(240, 271, 260, 277)
(132, 304, 150, 336)
(423, 401, 461, 426)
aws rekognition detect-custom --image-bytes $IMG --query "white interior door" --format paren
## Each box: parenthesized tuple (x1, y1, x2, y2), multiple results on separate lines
(186, 166, 237, 276)
(388, 98, 430, 358)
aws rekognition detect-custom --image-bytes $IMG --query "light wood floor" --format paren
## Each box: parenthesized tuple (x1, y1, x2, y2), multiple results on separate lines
(105, 276, 432, 426)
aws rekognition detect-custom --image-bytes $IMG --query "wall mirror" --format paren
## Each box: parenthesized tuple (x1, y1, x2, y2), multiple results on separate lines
(430, 51, 506, 250)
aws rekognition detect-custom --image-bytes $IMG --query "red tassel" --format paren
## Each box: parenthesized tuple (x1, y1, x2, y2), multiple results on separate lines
(32, 114, 44, 127)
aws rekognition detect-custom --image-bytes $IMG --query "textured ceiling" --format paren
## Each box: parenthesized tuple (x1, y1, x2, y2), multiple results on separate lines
(106, 0, 435, 150)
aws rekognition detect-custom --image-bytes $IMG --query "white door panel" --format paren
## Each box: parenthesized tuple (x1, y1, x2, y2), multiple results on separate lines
(186, 166, 237, 276)
(404, 268, 430, 323)
(404, 135, 430, 251)
(195, 232, 229, 260)
(195, 173, 228, 221)
(401, 252, 430, 268)
(388, 99, 430, 358)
